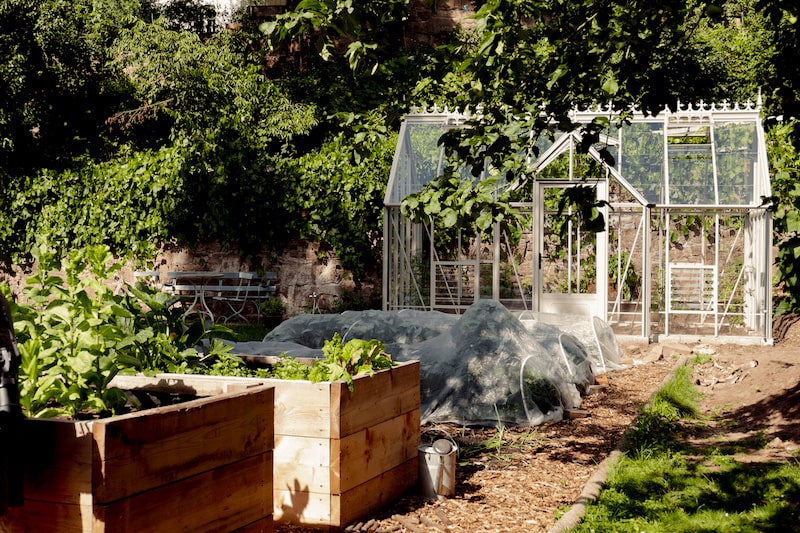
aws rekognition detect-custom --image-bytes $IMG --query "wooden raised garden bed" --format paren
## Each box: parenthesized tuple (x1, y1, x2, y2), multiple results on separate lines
(1, 384, 275, 533)
(113, 360, 421, 531)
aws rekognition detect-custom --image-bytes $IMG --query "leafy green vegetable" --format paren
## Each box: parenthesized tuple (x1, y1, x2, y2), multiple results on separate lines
(268, 333, 397, 391)
(271, 356, 312, 381)
(9, 243, 143, 418)
(311, 333, 396, 391)
(8, 243, 242, 418)
(186, 351, 270, 378)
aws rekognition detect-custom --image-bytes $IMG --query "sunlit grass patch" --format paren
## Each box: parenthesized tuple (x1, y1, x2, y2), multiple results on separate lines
(572, 363, 800, 533)
(578, 457, 800, 532)
(625, 364, 701, 455)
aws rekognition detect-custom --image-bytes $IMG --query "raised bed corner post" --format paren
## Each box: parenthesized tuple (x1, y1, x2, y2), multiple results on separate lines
(0, 293, 24, 514)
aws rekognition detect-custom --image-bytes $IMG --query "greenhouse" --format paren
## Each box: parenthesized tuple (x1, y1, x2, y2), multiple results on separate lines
(383, 101, 773, 343)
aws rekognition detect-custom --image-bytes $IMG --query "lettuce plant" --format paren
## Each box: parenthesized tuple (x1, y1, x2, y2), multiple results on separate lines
(6, 243, 230, 418)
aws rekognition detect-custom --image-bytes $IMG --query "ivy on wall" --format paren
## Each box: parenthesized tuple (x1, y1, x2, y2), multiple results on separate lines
(278, 126, 396, 275)
(768, 121, 800, 315)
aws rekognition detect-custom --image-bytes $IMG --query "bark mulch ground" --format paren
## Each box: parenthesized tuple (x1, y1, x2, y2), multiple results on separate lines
(278, 317, 800, 533)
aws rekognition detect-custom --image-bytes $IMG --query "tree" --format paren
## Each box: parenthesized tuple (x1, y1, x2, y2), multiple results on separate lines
(103, 19, 318, 254)
(754, 1, 800, 314)
(768, 122, 800, 315)
(0, 0, 401, 269)
(691, 0, 776, 104)
(263, 1, 726, 226)
(0, 3, 321, 262)
(0, 0, 144, 177)
(160, 0, 218, 37)
(420, 0, 724, 179)
(757, 0, 799, 121)
(261, 0, 414, 74)
(277, 124, 396, 274)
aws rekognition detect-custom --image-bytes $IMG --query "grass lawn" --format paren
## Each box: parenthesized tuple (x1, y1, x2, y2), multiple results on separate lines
(572, 364, 800, 533)
(227, 322, 271, 341)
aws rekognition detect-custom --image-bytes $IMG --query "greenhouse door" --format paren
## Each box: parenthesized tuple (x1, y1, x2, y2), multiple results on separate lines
(534, 182, 608, 318)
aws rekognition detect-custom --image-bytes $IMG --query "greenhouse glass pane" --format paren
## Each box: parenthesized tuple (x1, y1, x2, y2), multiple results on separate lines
(537, 150, 572, 180)
(387, 122, 448, 204)
(668, 143, 714, 204)
(595, 124, 620, 169)
(532, 132, 558, 160)
(574, 152, 606, 180)
(715, 121, 757, 205)
(619, 122, 664, 203)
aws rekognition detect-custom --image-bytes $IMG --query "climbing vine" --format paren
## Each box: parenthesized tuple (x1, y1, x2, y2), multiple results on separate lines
(278, 124, 396, 274)
(400, 170, 518, 234)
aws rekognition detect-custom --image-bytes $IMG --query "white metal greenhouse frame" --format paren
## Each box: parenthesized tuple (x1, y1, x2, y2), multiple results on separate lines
(383, 102, 774, 344)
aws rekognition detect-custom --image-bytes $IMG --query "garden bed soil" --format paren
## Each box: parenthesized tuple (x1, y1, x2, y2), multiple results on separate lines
(276, 317, 800, 533)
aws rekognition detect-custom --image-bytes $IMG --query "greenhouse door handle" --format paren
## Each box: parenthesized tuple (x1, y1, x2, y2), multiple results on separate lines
(538, 253, 542, 270)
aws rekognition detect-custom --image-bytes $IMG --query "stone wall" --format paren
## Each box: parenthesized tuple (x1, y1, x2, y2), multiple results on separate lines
(142, 241, 378, 317)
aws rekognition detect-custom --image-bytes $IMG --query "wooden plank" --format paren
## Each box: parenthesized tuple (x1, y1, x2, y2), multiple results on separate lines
(110, 373, 271, 396)
(0, 500, 95, 533)
(108, 367, 420, 530)
(233, 515, 274, 533)
(336, 362, 420, 438)
(333, 456, 419, 527)
(93, 386, 274, 503)
(273, 435, 331, 493)
(21, 419, 94, 504)
(96, 452, 272, 533)
(328, 365, 417, 442)
(332, 409, 420, 493)
(329, 381, 343, 444)
(273, 489, 331, 526)
(271, 380, 332, 438)
(337, 368, 420, 438)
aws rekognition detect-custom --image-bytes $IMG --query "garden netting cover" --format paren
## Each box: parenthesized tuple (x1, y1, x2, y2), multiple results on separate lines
(228, 300, 623, 427)
(513, 311, 624, 374)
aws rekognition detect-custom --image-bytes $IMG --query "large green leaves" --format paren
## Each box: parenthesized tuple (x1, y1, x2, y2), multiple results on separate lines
(11, 244, 131, 417)
(401, 172, 517, 233)
(310, 332, 395, 391)
(7, 243, 234, 418)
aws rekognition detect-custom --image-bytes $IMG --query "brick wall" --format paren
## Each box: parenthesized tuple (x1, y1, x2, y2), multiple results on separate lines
(406, 0, 477, 46)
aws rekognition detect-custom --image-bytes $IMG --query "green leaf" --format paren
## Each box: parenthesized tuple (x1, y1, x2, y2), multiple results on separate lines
(601, 75, 619, 95)
(424, 197, 442, 216)
(475, 212, 493, 231)
(784, 209, 800, 233)
(441, 208, 458, 227)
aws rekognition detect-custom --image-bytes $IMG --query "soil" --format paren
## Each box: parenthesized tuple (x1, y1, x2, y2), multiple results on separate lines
(276, 317, 800, 533)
